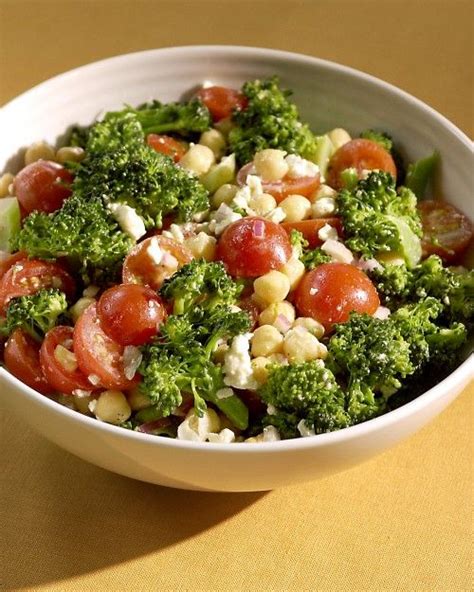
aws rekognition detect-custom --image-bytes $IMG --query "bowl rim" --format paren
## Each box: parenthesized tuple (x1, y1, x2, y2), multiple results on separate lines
(1, 45, 473, 452)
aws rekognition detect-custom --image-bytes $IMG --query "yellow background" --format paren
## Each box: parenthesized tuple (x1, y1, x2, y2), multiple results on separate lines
(0, 1, 472, 590)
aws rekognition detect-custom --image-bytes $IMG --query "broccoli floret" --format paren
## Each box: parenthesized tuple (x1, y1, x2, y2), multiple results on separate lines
(0, 289, 68, 341)
(289, 229, 331, 269)
(160, 260, 244, 315)
(13, 194, 133, 284)
(337, 171, 422, 268)
(74, 144, 209, 227)
(359, 129, 393, 152)
(259, 361, 351, 437)
(229, 77, 319, 166)
(70, 99, 211, 153)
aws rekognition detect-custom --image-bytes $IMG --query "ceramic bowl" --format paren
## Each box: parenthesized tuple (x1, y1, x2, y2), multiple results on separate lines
(0, 46, 472, 491)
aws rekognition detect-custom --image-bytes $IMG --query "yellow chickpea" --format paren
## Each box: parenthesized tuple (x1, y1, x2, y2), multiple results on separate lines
(251, 325, 284, 357)
(253, 271, 291, 305)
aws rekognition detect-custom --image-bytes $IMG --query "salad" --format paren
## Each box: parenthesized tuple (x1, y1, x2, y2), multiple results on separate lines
(0, 77, 472, 444)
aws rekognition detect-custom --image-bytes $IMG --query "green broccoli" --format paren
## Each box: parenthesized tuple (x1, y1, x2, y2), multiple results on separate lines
(160, 260, 244, 315)
(0, 288, 68, 341)
(69, 99, 211, 151)
(337, 171, 423, 267)
(73, 143, 209, 228)
(12, 194, 133, 284)
(259, 361, 351, 438)
(289, 229, 331, 269)
(229, 76, 319, 166)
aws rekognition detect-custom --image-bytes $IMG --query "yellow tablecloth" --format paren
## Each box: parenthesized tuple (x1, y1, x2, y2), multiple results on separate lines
(1, 1, 472, 590)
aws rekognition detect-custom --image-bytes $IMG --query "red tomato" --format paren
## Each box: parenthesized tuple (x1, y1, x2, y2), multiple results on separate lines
(196, 86, 247, 121)
(295, 262, 380, 331)
(73, 303, 138, 390)
(4, 329, 51, 394)
(326, 139, 397, 190)
(40, 326, 95, 395)
(97, 284, 167, 346)
(0, 259, 75, 314)
(122, 236, 193, 290)
(418, 200, 473, 263)
(13, 160, 73, 215)
(238, 296, 260, 330)
(282, 218, 343, 249)
(147, 134, 186, 163)
(0, 252, 27, 279)
(237, 162, 320, 203)
(216, 217, 292, 278)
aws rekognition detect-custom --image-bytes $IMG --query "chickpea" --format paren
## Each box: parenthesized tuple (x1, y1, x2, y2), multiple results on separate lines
(253, 149, 289, 181)
(94, 390, 131, 425)
(251, 325, 284, 357)
(279, 194, 312, 222)
(253, 270, 290, 305)
(179, 144, 215, 176)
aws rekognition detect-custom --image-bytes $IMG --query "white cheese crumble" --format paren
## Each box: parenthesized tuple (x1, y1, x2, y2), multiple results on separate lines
(297, 419, 316, 437)
(262, 425, 281, 442)
(321, 238, 354, 264)
(216, 387, 234, 400)
(146, 237, 163, 265)
(207, 428, 236, 444)
(107, 203, 146, 241)
(265, 206, 286, 224)
(318, 223, 339, 242)
(161, 223, 185, 243)
(223, 333, 259, 390)
(373, 306, 391, 320)
(123, 345, 143, 380)
(211, 203, 242, 235)
(88, 374, 101, 386)
(285, 154, 319, 179)
(312, 197, 336, 218)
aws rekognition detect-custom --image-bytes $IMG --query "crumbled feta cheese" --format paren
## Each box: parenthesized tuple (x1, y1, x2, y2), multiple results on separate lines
(72, 389, 92, 398)
(265, 206, 286, 224)
(266, 404, 277, 416)
(262, 425, 281, 442)
(207, 428, 236, 443)
(88, 399, 97, 413)
(107, 203, 146, 241)
(161, 223, 185, 243)
(146, 237, 163, 265)
(223, 333, 259, 390)
(88, 374, 100, 386)
(216, 387, 234, 400)
(212, 203, 242, 235)
(123, 345, 143, 380)
(246, 174, 263, 197)
(297, 419, 316, 437)
(373, 306, 391, 320)
(177, 410, 216, 442)
(321, 238, 354, 264)
(201, 80, 216, 88)
(312, 197, 336, 218)
(285, 154, 319, 179)
(318, 223, 339, 242)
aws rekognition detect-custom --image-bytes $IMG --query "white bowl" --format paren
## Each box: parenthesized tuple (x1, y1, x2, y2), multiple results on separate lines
(0, 46, 472, 492)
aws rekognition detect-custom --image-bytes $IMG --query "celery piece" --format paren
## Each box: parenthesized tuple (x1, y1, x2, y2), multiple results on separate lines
(405, 151, 439, 199)
(0, 197, 21, 252)
(201, 154, 236, 194)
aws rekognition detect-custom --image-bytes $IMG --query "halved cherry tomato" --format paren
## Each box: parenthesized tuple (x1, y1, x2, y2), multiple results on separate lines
(326, 139, 397, 190)
(97, 284, 167, 346)
(294, 262, 380, 331)
(418, 200, 473, 263)
(122, 236, 193, 290)
(73, 303, 138, 390)
(0, 251, 27, 279)
(216, 217, 292, 278)
(4, 329, 51, 394)
(0, 259, 75, 314)
(237, 162, 320, 203)
(40, 326, 95, 395)
(13, 160, 73, 215)
(282, 218, 343, 249)
(195, 86, 247, 121)
(237, 296, 260, 330)
(147, 134, 186, 163)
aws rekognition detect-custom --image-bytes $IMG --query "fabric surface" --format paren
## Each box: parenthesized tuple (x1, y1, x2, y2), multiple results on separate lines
(0, 1, 472, 590)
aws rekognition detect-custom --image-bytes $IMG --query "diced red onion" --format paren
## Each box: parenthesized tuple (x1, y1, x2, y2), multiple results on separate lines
(136, 417, 172, 434)
(357, 258, 383, 272)
(274, 314, 292, 333)
(161, 251, 178, 268)
(253, 219, 265, 238)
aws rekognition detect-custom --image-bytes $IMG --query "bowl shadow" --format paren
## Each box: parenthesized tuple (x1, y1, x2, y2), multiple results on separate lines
(2, 420, 266, 591)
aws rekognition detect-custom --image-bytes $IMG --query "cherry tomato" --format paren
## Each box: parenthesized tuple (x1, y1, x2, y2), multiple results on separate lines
(0, 251, 27, 279)
(282, 218, 343, 249)
(216, 217, 292, 278)
(97, 284, 167, 346)
(196, 86, 247, 121)
(4, 329, 51, 394)
(13, 160, 73, 215)
(0, 259, 75, 314)
(73, 302, 138, 390)
(295, 262, 380, 331)
(238, 296, 260, 330)
(326, 139, 397, 190)
(418, 200, 473, 263)
(40, 326, 95, 395)
(237, 163, 320, 203)
(147, 134, 186, 163)
(122, 236, 193, 290)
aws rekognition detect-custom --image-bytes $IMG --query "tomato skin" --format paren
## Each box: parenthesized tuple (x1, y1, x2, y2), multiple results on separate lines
(147, 134, 186, 163)
(237, 163, 320, 203)
(40, 326, 94, 394)
(4, 329, 51, 394)
(13, 160, 73, 215)
(282, 218, 343, 249)
(326, 139, 397, 190)
(122, 236, 193, 290)
(0, 259, 75, 314)
(238, 296, 260, 330)
(195, 86, 247, 121)
(295, 262, 380, 331)
(418, 200, 473, 263)
(216, 217, 292, 278)
(73, 303, 138, 390)
(97, 284, 167, 346)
